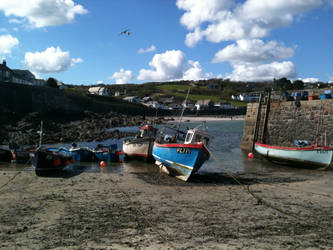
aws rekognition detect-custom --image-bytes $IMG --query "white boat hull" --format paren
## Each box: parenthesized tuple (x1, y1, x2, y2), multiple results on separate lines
(255, 143, 333, 168)
(123, 138, 154, 159)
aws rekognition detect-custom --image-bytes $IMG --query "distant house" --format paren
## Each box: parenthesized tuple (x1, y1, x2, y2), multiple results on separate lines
(208, 83, 219, 89)
(0, 60, 13, 82)
(231, 94, 240, 101)
(232, 92, 261, 102)
(57, 81, 69, 89)
(195, 99, 214, 110)
(88, 86, 110, 96)
(114, 89, 127, 96)
(170, 103, 182, 110)
(0, 60, 43, 86)
(214, 102, 235, 109)
(160, 96, 174, 105)
(182, 100, 196, 110)
(142, 96, 152, 103)
(123, 96, 140, 103)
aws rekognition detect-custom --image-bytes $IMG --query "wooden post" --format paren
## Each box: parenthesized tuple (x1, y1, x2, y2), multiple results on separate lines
(261, 90, 271, 143)
(252, 93, 263, 152)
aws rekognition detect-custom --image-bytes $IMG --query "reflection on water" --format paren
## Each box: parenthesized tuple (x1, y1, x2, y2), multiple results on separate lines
(0, 120, 327, 177)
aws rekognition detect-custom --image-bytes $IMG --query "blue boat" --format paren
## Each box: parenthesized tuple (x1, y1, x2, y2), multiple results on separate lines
(93, 144, 120, 162)
(32, 147, 75, 175)
(70, 143, 120, 162)
(69, 143, 98, 162)
(152, 125, 213, 181)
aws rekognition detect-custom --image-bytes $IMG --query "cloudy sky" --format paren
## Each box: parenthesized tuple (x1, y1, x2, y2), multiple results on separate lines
(0, 0, 332, 85)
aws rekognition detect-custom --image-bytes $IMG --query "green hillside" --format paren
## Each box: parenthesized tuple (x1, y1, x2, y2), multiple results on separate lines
(100, 79, 271, 107)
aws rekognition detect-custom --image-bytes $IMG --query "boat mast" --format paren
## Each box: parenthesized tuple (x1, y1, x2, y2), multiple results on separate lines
(38, 120, 43, 148)
(177, 87, 191, 130)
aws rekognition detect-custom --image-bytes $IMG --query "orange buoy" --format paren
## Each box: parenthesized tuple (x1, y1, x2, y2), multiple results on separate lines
(248, 152, 254, 159)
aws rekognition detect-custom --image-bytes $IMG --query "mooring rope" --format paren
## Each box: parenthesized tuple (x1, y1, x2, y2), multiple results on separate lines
(0, 171, 21, 192)
(108, 174, 177, 250)
(207, 147, 333, 234)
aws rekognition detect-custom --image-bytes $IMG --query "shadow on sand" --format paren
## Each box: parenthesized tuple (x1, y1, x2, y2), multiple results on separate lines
(35, 165, 87, 178)
(136, 171, 306, 186)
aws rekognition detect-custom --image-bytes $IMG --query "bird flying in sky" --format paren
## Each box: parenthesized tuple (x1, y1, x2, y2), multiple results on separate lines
(119, 29, 130, 36)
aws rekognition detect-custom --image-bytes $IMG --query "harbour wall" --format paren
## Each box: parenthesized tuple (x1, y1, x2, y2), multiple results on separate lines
(241, 96, 333, 151)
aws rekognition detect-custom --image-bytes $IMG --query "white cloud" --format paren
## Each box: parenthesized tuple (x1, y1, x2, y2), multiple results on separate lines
(138, 45, 156, 54)
(212, 39, 297, 81)
(329, 76, 333, 83)
(301, 77, 319, 83)
(177, 0, 322, 47)
(137, 50, 213, 82)
(24, 46, 83, 73)
(0, 34, 19, 55)
(109, 68, 134, 84)
(138, 50, 185, 81)
(0, 0, 87, 28)
(226, 61, 296, 81)
(212, 39, 295, 64)
(183, 60, 213, 80)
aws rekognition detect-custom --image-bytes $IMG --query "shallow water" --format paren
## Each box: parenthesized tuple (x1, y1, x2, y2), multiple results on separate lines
(0, 120, 326, 176)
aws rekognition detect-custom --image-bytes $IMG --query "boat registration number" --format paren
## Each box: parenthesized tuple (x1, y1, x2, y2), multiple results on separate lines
(177, 147, 191, 154)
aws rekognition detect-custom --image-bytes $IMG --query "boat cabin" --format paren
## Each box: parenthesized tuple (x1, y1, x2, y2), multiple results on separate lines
(139, 125, 157, 138)
(184, 129, 212, 147)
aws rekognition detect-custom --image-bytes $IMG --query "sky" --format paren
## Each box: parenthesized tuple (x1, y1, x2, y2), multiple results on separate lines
(0, 0, 332, 85)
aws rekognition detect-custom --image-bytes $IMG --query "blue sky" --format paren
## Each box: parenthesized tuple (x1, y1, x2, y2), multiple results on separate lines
(0, 0, 332, 85)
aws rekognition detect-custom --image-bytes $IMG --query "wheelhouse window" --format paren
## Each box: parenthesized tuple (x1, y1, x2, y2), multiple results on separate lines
(185, 132, 193, 143)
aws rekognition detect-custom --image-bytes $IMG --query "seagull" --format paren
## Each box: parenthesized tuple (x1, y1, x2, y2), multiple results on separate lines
(119, 29, 130, 36)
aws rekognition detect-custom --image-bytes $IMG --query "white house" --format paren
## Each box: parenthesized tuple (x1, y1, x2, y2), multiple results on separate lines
(195, 99, 214, 110)
(88, 86, 110, 96)
(123, 96, 140, 103)
(114, 89, 127, 96)
(233, 92, 261, 102)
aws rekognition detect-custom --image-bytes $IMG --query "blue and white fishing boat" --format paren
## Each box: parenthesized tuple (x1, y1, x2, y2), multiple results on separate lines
(152, 87, 213, 181)
(254, 142, 333, 168)
(152, 125, 213, 181)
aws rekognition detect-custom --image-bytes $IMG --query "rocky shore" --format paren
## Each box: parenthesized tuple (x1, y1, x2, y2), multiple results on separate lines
(0, 111, 166, 146)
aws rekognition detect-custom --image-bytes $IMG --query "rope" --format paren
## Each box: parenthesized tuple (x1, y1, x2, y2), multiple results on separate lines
(0, 171, 21, 192)
(207, 147, 333, 234)
(108, 175, 177, 250)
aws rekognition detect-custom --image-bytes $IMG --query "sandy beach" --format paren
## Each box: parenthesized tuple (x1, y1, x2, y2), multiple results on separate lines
(0, 164, 332, 249)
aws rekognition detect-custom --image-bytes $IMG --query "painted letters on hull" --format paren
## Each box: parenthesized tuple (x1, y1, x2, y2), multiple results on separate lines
(152, 142, 210, 181)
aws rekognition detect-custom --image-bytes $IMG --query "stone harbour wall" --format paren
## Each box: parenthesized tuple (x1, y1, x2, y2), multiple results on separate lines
(241, 99, 333, 151)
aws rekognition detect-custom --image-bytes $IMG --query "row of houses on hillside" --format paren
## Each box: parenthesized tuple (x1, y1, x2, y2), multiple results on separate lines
(88, 86, 127, 97)
(87, 85, 236, 110)
(0, 60, 45, 86)
(232, 92, 261, 102)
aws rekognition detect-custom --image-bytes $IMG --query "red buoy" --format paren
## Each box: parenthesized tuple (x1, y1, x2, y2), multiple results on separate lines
(100, 161, 106, 168)
(248, 152, 254, 159)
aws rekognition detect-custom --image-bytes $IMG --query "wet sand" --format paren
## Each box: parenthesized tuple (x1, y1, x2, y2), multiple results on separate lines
(0, 166, 332, 249)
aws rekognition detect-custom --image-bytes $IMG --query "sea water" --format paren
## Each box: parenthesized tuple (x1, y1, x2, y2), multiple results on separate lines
(0, 120, 289, 175)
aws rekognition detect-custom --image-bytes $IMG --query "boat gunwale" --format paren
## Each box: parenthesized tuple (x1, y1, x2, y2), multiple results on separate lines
(154, 142, 210, 157)
(255, 142, 332, 151)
